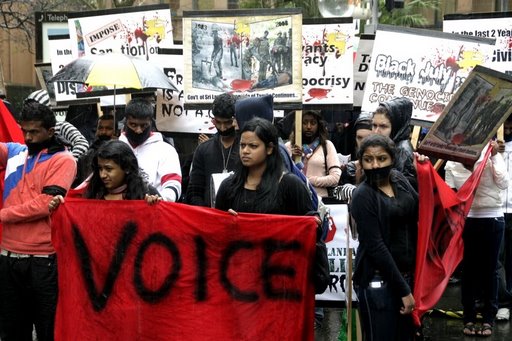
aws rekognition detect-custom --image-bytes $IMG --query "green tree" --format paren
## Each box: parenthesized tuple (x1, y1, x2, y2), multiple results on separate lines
(379, 0, 439, 27)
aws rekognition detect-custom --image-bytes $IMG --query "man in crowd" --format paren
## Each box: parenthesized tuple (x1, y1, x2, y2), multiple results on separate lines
(74, 113, 116, 187)
(0, 100, 76, 340)
(186, 93, 238, 207)
(119, 98, 182, 202)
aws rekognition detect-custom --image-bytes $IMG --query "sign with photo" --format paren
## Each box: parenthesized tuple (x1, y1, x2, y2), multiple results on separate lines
(444, 12, 512, 76)
(361, 25, 495, 125)
(182, 8, 303, 108)
(418, 65, 512, 164)
(302, 18, 355, 108)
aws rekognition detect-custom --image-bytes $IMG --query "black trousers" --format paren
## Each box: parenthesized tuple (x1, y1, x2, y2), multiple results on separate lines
(0, 255, 58, 341)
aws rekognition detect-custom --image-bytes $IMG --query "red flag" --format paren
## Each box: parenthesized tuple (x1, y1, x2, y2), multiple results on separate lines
(412, 146, 492, 326)
(52, 199, 317, 340)
(0, 100, 24, 242)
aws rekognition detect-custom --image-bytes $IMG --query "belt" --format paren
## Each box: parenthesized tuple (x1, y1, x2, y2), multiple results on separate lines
(0, 249, 55, 258)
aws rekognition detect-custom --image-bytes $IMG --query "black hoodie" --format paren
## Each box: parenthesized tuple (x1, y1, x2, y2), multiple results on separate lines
(379, 97, 417, 189)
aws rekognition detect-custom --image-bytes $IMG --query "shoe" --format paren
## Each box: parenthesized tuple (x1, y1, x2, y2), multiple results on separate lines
(477, 323, 492, 337)
(462, 322, 477, 336)
(496, 307, 510, 321)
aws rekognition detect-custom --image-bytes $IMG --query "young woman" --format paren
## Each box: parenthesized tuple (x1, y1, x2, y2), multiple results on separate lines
(350, 134, 419, 341)
(372, 97, 417, 188)
(286, 110, 341, 198)
(215, 117, 314, 215)
(49, 140, 160, 210)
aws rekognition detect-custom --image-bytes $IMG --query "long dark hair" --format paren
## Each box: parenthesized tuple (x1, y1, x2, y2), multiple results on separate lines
(85, 140, 150, 200)
(224, 117, 283, 213)
(289, 110, 329, 146)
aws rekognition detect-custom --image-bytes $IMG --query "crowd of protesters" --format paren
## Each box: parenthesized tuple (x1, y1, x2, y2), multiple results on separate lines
(1, 87, 512, 341)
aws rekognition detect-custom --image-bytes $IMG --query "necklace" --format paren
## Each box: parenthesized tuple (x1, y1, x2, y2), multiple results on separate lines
(220, 140, 234, 173)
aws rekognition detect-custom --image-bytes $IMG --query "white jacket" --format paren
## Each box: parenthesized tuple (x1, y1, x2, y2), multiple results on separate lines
(445, 145, 508, 217)
(119, 132, 182, 202)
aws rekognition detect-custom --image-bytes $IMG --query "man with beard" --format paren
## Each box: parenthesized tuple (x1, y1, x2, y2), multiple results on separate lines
(119, 98, 182, 202)
(186, 93, 238, 207)
(0, 99, 76, 341)
(73, 114, 116, 187)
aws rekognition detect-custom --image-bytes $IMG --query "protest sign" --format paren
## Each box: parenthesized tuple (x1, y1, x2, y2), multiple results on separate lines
(67, 4, 173, 59)
(52, 199, 316, 340)
(302, 18, 354, 108)
(182, 8, 303, 109)
(418, 65, 512, 164)
(444, 12, 512, 76)
(353, 34, 374, 108)
(316, 204, 358, 304)
(361, 24, 495, 125)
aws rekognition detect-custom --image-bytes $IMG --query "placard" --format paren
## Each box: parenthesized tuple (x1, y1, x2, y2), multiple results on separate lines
(418, 65, 512, 164)
(361, 25, 495, 125)
(182, 8, 303, 109)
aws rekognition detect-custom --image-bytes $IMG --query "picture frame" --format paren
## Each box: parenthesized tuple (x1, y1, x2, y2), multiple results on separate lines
(417, 65, 512, 164)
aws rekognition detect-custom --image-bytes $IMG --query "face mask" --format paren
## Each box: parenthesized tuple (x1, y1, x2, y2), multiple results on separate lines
(505, 134, 512, 143)
(96, 134, 112, 142)
(125, 126, 151, 146)
(364, 165, 392, 187)
(218, 126, 236, 137)
(26, 139, 52, 156)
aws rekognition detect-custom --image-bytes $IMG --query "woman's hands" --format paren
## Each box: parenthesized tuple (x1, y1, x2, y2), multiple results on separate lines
(145, 194, 162, 205)
(291, 144, 303, 158)
(48, 195, 64, 212)
(400, 293, 416, 315)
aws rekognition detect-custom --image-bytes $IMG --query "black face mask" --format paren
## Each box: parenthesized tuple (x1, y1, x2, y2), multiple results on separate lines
(505, 134, 512, 143)
(218, 126, 236, 137)
(26, 139, 52, 156)
(364, 165, 393, 187)
(96, 134, 112, 142)
(125, 126, 151, 146)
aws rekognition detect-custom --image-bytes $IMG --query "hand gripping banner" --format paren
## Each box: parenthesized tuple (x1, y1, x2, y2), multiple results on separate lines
(51, 199, 317, 340)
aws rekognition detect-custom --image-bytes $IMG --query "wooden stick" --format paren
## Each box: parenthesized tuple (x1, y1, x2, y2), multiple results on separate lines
(411, 125, 421, 150)
(434, 159, 445, 171)
(294, 110, 302, 164)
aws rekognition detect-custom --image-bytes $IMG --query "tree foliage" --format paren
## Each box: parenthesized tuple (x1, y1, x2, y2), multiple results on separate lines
(0, 0, 120, 53)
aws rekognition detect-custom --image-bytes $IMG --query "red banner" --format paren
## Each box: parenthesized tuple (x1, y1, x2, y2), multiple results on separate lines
(0, 100, 24, 242)
(52, 199, 317, 340)
(412, 148, 491, 326)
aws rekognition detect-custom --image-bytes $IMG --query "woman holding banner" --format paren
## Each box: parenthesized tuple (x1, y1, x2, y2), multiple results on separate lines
(49, 140, 161, 209)
(350, 134, 419, 341)
(215, 117, 314, 215)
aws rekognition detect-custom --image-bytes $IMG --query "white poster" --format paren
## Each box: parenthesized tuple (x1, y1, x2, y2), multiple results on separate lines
(67, 4, 173, 60)
(154, 48, 214, 134)
(302, 18, 355, 106)
(353, 34, 374, 108)
(361, 25, 495, 124)
(48, 35, 82, 103)
(444, 12, 512, 76)
(316, 204, 358, 302)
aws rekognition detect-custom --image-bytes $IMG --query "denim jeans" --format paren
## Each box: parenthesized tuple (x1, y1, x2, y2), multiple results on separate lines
(355, 275, 414, 341)
(0, 255, 58, 341)
(462, 216, 505, 325)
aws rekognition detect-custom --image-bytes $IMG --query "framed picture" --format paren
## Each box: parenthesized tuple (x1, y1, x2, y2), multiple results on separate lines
(417, 65, 512, 164)
(182, 8, 303, 109)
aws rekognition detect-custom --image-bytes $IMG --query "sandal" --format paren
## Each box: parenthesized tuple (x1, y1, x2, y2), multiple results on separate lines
(478, 323, 492, 337)
(463, 322, 477, 336)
